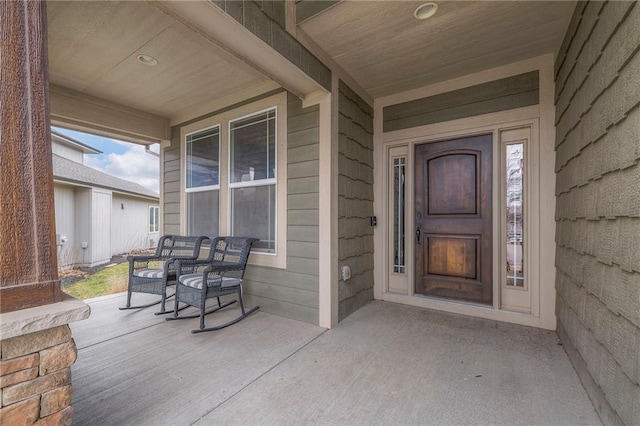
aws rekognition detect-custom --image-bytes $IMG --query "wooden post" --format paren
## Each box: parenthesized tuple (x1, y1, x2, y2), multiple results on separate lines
(0, 0, 61, 312)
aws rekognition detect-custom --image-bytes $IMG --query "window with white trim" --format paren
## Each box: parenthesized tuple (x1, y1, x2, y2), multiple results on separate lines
(149, 206, 159, 233)
(181, 92, 287, 266)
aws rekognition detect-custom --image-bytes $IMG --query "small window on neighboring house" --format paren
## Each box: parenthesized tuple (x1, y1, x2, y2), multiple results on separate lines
(149, 206, 159, 233)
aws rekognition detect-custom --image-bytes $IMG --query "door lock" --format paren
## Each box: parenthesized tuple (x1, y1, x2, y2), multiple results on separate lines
(416, 226, 421, 245)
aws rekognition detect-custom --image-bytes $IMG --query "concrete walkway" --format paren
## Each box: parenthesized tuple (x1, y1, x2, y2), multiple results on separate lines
(71, 294, 600, 425)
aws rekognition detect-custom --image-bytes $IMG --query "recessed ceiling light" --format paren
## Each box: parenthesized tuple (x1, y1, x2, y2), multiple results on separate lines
(414, 2, 438, 20)
(137, 54, 158, 66)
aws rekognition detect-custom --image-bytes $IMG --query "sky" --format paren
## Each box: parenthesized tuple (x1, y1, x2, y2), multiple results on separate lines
(53, 127, 160, 193)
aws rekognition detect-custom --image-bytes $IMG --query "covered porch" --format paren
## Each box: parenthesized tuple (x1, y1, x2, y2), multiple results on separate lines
(2, 1, 638, 424)
(71, 293, 599, 425)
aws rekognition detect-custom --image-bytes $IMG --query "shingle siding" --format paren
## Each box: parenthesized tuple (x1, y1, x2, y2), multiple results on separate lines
(212, 0, 331, 91)
(338, 80, 374, 322)
(554, 2, 640, 425)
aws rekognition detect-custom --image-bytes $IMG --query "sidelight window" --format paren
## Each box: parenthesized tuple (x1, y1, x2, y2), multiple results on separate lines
(505, 143, 524, 288)
(393, 157, 406, 273)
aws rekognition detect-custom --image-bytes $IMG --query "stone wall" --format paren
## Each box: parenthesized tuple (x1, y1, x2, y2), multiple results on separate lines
(337, 80, 375, 321)
(554, 2, 640, 425)
(0, 326, 77, 425)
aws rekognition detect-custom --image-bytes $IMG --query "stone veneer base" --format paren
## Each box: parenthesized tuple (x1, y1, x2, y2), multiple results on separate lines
(0, 296, 90, 425)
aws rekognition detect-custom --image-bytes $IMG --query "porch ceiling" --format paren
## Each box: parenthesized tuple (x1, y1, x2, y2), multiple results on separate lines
(298, 0, 576, 98)
(46, 1, 277, 122)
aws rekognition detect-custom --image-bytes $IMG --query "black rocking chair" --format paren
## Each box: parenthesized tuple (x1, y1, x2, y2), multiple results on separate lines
(166, 236, 259, 333)
(120, 235, 208, 314)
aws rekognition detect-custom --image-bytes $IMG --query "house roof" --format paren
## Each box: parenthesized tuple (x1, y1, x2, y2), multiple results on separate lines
(53, 154, 159, 200)
(51, 130, 102, 154)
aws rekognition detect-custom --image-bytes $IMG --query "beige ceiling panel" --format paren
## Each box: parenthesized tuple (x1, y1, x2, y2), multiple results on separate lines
(47, 0, 278, 122)
(300, 0, 575, 97)
(86, 25, 263, 117)
(47, 1, 174, 91)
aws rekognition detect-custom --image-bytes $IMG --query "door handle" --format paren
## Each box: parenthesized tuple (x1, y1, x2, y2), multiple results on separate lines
(416, 226, 421, 245)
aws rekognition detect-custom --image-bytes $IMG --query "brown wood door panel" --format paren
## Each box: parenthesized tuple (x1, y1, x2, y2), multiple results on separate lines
(415, 134, 493, 304)
(428, 154, 477, 215)
(426, 235, 478, 279)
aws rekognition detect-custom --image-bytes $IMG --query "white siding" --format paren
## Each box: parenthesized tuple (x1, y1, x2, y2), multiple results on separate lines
(54, 184, 78, 269)
(75, 188, 92, 266)
(91, 189, 112, 265)
(111, 194, 157, 255)
(52, 139, 84, 163)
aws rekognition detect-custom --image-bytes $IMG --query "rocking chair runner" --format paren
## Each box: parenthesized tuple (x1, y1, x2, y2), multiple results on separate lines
(120, 235, 209, 314)
(166, 236, 259, 333)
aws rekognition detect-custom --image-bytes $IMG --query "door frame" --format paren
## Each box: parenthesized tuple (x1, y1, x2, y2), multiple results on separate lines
(375, 106, 552, 328)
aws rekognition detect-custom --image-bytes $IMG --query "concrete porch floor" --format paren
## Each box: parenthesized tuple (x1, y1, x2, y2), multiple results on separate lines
(71, 293, 600, 425)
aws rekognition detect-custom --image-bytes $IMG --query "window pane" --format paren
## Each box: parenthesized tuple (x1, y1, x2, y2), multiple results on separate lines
(230, 109, 276, 183)
(149, 207, 159, 233)
(393, 158, 405, 273)
(506, 143, 524, 287)
(187, 127, 219, 188)
(187, 190, 219, 238)
(231, 185, 275, 252)
(154, 207, 159, 232)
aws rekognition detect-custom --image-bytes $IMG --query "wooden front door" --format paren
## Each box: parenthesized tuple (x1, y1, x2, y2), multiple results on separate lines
(415, 135, 493, 304)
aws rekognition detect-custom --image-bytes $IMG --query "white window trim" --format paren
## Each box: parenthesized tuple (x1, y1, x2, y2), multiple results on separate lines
(180, 92, 287, 269)
(149, 206, 160, 234)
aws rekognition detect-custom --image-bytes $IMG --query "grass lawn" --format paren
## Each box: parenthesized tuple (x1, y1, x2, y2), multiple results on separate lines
(63, 263, 129, 300)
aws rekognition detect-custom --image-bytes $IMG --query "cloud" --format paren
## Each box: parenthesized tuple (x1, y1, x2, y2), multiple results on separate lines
(85, 143, 160, 193)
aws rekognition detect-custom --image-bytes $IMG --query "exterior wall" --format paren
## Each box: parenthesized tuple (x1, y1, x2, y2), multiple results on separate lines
(163, 128, 181, 235)
(554, 2, 640, 425)
(74, 188, 91, 267)
(53, 185, 77, 269)
(54, 185, 157, 269)
(111, 194, 158, 255)
(164, 92, 321, 324)
(51, 140, 83, 164)
(337, 81, 374, 321)
(90, 189, 112, 266)
(243, 93, 320, 324)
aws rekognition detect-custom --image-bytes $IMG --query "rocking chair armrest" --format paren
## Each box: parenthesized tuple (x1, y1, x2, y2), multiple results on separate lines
(202, 262, 243, 276)
(174, 258, 213, 275)
(127, 254, 163, 263)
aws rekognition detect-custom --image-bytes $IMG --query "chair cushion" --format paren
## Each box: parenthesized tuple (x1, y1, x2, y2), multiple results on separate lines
(135, 269, 164, 279)
(179, 273, 241, 290)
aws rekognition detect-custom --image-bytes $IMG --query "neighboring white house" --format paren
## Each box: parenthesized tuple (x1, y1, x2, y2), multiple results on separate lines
(51, 130, 160, 269)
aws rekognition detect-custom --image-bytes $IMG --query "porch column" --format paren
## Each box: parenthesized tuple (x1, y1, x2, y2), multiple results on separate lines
(0, 0, 59, 312)
(0, 2, 89, 424)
